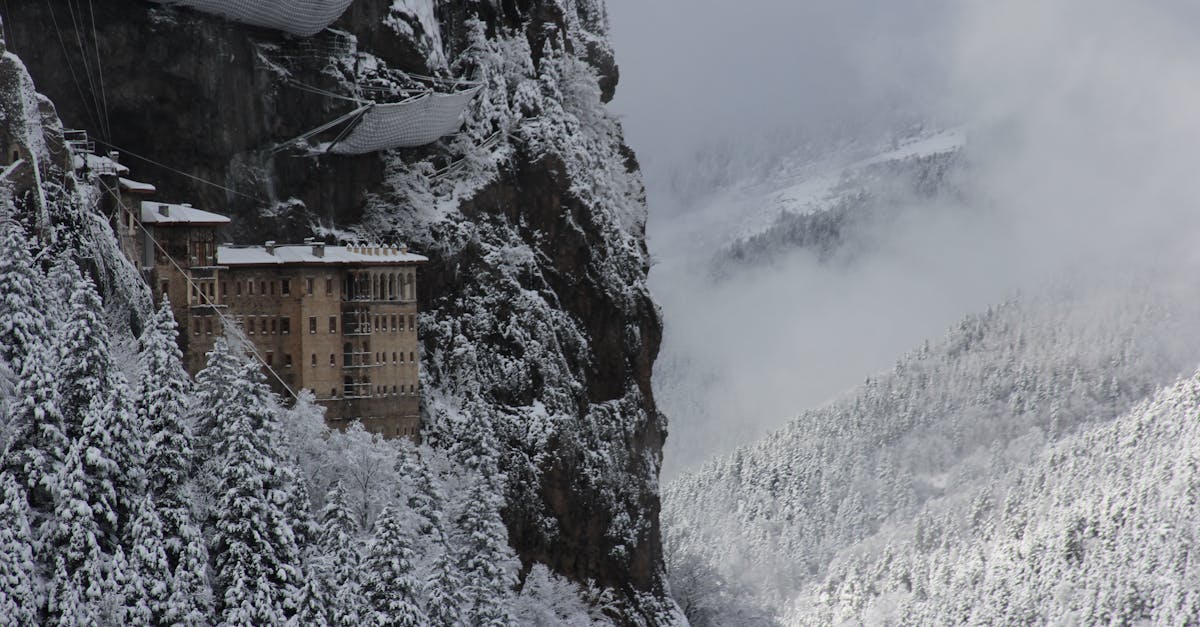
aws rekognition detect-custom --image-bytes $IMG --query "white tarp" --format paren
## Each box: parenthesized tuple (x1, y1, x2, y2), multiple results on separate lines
(152, 0, 354, 37)
(327, 86, 482, 154)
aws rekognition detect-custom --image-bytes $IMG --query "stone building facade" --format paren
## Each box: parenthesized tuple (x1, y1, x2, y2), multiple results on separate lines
(133, 199, 426, 438)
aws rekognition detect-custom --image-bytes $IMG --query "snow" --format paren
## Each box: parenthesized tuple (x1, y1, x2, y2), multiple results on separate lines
(139, 201, 231, 226)
(76, 153, 130, 176)
(118, 178, 156, 194)
(217, 244, 428, 266)
(852, 126, 966, 168)
(386, 0, 446, 70)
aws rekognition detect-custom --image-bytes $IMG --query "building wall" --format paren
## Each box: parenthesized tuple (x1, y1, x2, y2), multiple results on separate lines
(149, 238, 424, 439)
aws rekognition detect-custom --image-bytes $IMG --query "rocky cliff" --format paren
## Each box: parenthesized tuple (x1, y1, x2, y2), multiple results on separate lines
(0, 0, 673, 622)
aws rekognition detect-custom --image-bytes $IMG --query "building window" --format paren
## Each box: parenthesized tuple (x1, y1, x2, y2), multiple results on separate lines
(329, 354, 336, 367)
(260, 281, 266, 295)
(285, 354, 293, 368)
(281, 317, 290, 335)
(160, 281, 169, 297)
(309, 317, 317, 334)
(392, 351, 397, 364)
(236, 281, 243, 296)
(221, 282, 228, 298)
(331, 387, 337, 399)
(408, 315, 415, 331)
(204, 318, 213, 335)
(311, 354, 317, 367)
(266, 352, 274, 366)
(270, 319, 277, 335)
(248, 281, 255, 296)
(392, 385, 397, 395)
(248, 316, 255, 335)
(306, 278, 314, 295)
(261, 319, 268, 335)
(329, 316, 337, 333)
(193, 319, 201, 336)
(409, 351, 415, 363)
(325, 278, 333, 295)
(281, 279, 290, 296)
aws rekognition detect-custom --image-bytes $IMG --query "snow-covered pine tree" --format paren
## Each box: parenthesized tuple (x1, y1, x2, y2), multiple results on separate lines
(138, 301, 193, 513)
(0, 471, 39, 626)
(136, 301, 212, 622)
(0, 226, 64, 510)
(203, 339, 305, 625)
(47, 556, 93, 627)
(124, 495, 172, 625)
(425, 545, 468, 627)
(45, 434, 111, 625)
(450, 467, 518, 626)
(0, 213, 47, 379)
(53, 262, 110, 442)
(316, 480, 364, 626)
(2, 323, 65, 515)
(362, 503, 428, 627)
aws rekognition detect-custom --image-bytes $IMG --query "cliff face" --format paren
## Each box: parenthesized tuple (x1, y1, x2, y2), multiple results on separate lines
(1, 0, 672, 621)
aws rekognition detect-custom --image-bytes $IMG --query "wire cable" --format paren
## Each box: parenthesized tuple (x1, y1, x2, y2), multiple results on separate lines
(95, 175, 299, 401)
(90, 137, 265, 203)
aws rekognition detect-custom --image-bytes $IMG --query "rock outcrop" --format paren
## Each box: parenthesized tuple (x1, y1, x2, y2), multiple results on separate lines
(0, 0, 673, 621)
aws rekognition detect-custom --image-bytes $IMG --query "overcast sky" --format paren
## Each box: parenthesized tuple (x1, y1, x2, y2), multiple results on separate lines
(606, 0, 956, 178)
(604, 0, 1200, 477)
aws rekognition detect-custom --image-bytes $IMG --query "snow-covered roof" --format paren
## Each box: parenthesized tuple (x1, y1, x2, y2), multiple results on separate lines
(74, 153, 129, 176)
(140, 201, 231, 226)
(217, 244, 428, 266)
(119, 177, 156, 194)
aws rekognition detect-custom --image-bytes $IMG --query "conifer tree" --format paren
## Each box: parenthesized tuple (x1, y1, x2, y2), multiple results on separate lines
(3, 336, 66, 513)
(0, 214, 47, 378)
(317, 480, 364, 626)
(136, 301, 213, 622)
(363, 504, 428, 627)
(44, 430, 113, 623)
(0, 472, 39, 626)
(47, 556, 93, 627)
(451, 468, 518, 626)
(54, 263, 111, 441)
(162, 527, 211, 627)
(139, 301, 193, 507)
(125, 496, 172, 625)
(202, 339, 304, 625)
(425, 547, 468, 627)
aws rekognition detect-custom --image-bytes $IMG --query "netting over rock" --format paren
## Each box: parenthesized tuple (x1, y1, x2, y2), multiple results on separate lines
(152, 0, 353, 37)
(327, 86, 482, 154)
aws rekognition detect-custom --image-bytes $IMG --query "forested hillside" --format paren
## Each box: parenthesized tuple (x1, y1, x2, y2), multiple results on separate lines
(0, 0, 680, 623)
(664, 275, 1200, 623)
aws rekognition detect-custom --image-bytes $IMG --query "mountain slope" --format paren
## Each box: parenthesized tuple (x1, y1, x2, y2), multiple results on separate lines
(663, 275, 1200, 622)
(0, 1, 676, 622)
(790, 365, 1200, 624)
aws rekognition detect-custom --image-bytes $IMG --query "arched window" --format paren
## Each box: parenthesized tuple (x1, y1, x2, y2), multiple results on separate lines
(310, 354, 317, 367)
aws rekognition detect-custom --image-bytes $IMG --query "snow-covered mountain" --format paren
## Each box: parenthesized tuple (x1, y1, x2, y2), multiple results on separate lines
(663, 273, 1200, 623)
(650, 126, 989, 480)
(0, 1, 681, 624)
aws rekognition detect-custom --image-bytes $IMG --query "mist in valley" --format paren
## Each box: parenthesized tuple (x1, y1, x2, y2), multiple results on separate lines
(606, 0, 1200, 479)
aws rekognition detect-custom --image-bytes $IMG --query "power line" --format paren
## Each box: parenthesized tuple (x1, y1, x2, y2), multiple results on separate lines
(95, 176, 299, 401)
(44, 0, 102, 133)
(90, 137, 266, 203)
(86, 0, 110, 140)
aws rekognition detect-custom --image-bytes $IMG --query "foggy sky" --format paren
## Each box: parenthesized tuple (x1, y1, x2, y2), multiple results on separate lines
(606, 0, 1200, 478)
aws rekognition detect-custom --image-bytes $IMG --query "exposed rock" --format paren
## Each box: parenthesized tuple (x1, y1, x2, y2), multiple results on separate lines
(0, 1, 672, 621)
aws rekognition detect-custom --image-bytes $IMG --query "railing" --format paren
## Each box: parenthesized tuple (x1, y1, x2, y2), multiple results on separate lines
(342, 351, 377, 369)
